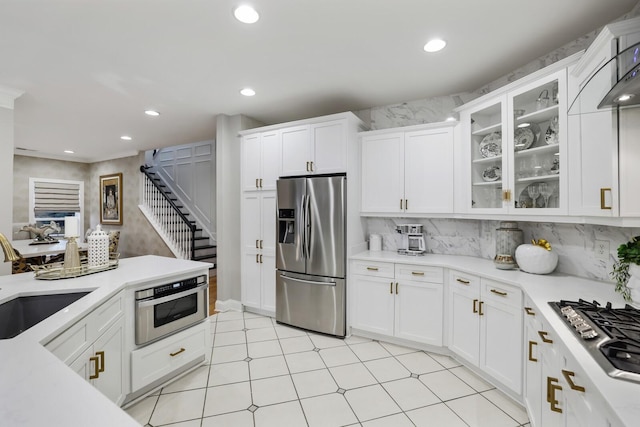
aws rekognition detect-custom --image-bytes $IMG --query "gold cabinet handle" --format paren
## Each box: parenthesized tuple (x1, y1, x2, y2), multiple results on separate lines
(400, 199, 403, 210)
(490, 289, 507, 296)
(600, 188, 612, 210)
(404, 199, 408, 210)
(478, 301, 484, 316)
(170, 348, 186, 357)
(473, 299, 479, 313)
(395, 282, 399, 294)
(96, 351, 105, 373)
(538, 331, 553, 344)
(547, 377, 563, 413)
(306, 161, 310, 172)
(528, 341, 538, 362)
(310, 161, 314, 172)
(259, 254, 263, 264)
(89, 356, 100, 380)
(411, 271, 425, 276)
(390, 282, 393, 294)
(256, 239, 259, 249)
(255, 178, 259, 188)
(366, 266, 379, 271)
(456, 278, 470, 285)
(562, 370, 586, 392)
(256, 254, 259, 263)
(524, 307, 535, 316)
(259, 239, 263, 249)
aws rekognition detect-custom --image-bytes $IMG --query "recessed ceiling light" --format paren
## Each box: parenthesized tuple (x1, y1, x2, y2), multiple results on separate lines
(445, 116, 456, 122)
(517, 122, 531, 128)
(423, 39, 446, 53)
(64, 150, 74, 154)
(120, 135, 132, 141)
(240, 88, 256, 97)
(145, 110, 160, 116)
(234, 5, 259, 24)
(617, 94, 634, 102)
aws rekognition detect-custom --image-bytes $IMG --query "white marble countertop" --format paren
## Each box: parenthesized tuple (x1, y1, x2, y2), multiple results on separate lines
(0, 255, 211, 427)
(351, 251, 640, 427)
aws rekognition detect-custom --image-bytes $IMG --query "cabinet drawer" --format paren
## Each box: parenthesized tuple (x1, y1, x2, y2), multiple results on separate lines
(395, 264, 443, 283)
(351, 260, 394, 278)
(448, 270, 480, 291)
(481, 279, 521, 307)
(131, 321, 210, 392)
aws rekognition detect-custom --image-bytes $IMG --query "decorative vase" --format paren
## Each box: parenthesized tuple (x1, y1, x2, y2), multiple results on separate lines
(627, 264, 640, 308)
(515, 244, 558, 275)
(494, 221, 524, 270)
(88, 225, 110, 267)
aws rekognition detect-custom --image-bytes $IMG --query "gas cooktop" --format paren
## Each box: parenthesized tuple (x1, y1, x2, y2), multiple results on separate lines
(549, 299, 640, 384)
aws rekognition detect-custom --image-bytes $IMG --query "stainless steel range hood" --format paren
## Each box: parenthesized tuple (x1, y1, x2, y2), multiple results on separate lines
(598, 41, 640, 109)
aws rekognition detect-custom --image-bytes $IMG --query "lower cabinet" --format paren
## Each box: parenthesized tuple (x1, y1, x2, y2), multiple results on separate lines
(351, 260, 444, 347)
(448, 270, 523, 394)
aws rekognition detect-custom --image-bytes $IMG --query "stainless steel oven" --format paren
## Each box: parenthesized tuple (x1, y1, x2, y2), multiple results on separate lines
(135, 275, 208, 345)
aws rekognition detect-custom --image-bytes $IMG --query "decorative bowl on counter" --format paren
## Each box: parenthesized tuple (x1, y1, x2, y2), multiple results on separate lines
(515, 243, 558, 274)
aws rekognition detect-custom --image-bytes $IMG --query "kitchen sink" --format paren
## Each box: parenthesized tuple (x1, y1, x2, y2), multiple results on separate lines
(0, 292, 90, 339)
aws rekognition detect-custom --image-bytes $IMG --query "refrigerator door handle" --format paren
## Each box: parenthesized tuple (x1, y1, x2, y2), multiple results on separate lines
(280, 273, 336, 287)
(305, 192, 311, 259)
(300, 194, 307, 260)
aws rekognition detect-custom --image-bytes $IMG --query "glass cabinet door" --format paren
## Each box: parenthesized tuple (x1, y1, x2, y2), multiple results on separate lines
(469, 100, 507, 211)
(508, 70, 566, 213)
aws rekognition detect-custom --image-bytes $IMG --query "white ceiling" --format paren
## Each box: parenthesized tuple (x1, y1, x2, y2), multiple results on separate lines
(1, 0, 637, 163)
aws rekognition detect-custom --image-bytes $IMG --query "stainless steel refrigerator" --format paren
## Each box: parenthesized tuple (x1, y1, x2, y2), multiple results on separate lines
(276, 174, 346, 337)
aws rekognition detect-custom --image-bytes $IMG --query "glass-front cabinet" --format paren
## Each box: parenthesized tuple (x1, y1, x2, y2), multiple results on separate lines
(461, 69, 567, 215)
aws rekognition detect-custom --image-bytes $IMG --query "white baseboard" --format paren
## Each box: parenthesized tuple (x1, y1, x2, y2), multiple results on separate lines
(215, 299, 243, 312)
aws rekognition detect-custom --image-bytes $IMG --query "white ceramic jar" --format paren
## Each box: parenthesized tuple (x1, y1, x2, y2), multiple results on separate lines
(88, 225, 110, 267)
(515, 243, 558, 274)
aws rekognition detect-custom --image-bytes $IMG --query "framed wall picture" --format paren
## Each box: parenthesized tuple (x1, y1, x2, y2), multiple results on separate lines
(100, 173, 123, 225)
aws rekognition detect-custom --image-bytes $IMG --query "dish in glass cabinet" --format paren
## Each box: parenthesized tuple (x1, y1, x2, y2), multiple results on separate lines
(545, 116, 559, 145)
(514, 127, 536, 151)
(517, 184, 546, 209)
(479, 132, 502, 158)
(482, 165, 501, 182)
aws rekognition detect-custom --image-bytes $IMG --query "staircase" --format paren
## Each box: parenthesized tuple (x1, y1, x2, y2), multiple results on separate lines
(139, 165, 216, 269)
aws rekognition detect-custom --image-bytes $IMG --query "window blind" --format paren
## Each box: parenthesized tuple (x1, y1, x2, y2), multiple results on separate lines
(33, 181, 81, 213)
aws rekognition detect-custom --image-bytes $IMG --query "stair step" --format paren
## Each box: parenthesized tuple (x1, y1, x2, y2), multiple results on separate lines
(193, 254, 216, 262)
(195, 244, 217, 250)
(194, 236, 209, 241)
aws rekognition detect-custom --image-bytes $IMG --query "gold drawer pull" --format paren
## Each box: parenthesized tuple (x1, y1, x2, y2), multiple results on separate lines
(562, 370, 586, 392)
(456, 278, 470, 285)
(255, 178, 259, 188)
(411, 271, 425, 276)
(524, 307, 535, 316)
(259, 178, 263, 188)
(259, 240, 263, 249)
(547, 377, 563, 413)
(538, 331, 553, 344)
(528, 341, 538, 362)
(89, 356, 100, 379)
(600, 188, 612, 210)
(170, 348, 186, 357)
(390, 282, 393, 294)
(395, 282, 399, 294)
(473, 299, 478, 313)
(479, 301, 484, 316)
(490, 289, 507, 296)
(256, 239, 260, 248)
(96, 351, 105, 373)
(366, 267, 379, 271)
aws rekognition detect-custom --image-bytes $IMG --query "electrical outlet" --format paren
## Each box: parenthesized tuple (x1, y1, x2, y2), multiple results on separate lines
(595, 239, 610, 260)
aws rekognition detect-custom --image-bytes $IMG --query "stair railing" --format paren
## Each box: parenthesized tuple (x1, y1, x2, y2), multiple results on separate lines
(140, 166, 195, 259)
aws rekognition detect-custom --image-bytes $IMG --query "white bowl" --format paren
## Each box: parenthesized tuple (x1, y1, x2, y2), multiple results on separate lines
(515, 244, 558, 275)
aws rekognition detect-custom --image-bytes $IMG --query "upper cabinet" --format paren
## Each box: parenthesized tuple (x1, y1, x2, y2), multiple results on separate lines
(241, 130, 280, 191)
(458, 68, 569, 215)
(360, 122, 457, 215)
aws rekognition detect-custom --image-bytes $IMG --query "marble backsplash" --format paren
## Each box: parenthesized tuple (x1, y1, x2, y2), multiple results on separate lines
(364, 217, 640, 283)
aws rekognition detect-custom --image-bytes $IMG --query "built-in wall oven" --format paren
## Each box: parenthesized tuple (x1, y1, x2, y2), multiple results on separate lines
(135, 275, 208, 345)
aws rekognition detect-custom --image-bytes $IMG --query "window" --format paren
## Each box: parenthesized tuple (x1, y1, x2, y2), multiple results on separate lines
(29, 178, 84, 238)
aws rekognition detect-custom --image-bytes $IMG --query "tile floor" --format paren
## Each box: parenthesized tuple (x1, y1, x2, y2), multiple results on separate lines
(125, 311, 530, 427)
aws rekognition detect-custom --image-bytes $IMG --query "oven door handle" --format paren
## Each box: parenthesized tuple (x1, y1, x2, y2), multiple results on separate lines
(136, 283, 208, 308)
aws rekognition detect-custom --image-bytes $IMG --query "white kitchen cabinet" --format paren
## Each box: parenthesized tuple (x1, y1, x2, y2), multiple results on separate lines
(447, 271, 523, 394)
(241, 130, 280, 191)
(351, 260, 444, 346)
(241, 191, 276, 313)
(360, 123, 456, 215)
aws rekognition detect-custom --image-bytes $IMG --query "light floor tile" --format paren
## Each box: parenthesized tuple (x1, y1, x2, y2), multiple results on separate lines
(329, 362, 377, 390)
(124, 394, 158, 425)
(446, 394, 519, 427)
(274, 324, 309, 339)
(149, 388, 206, 425)
(449, 366, 494, 392)
(203, 381, 252, 417)
(246, 327, 278, 343)
(379, 341, 418, 356)
(396, 351, 445, 375)
(255, 400, 307, 427)
(364, 357, 411, 383)
(162, 365, 210, 394)
(319, 345, 359, 367)
(247, 340, 283, 358)
(382, 377, 440, 411)
(406, 403, 468, 427)
(249, 355, 289, 379)
(214, 330, 247, 347)
(243, 311, 264, 319)
(349, 341, 391, 361)
(362, 412, 415, 427)
(345, 384, 402, 422)
(285, 350, 326, 373)
(214, 311, 245, 321)
(208, 361, 250, 387)
(161, 420, 201, 427)
(482, 389, 529, 425)
(344, 334, 372, 345)
(279, 336, 315, 354)
(291, 368, 338, 399)
(300, 393, 358, 427)
(419, 369, 476, 401)
(201, 410, 254, 427)
(245, 317, 274, 329)
(251, 375, 298, 407)
(211, 343, 247, 364)
(214, 319, 245, 333)
(428, 352, 462, 369)
(308, 333, 347, 349)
